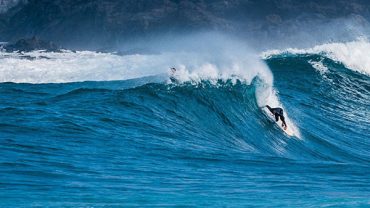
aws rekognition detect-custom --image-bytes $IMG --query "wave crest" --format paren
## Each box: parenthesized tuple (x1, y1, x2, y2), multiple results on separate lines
(262, 39, 370, 76)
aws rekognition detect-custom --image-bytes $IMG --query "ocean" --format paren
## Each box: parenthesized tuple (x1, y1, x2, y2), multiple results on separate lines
(0, 40, 369, 207)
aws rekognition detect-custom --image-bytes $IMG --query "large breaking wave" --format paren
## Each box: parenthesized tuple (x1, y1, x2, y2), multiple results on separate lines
(1, 39, 369, 158)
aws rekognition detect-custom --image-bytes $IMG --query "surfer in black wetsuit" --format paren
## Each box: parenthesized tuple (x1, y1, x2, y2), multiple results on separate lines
(265, 105, 287, 130)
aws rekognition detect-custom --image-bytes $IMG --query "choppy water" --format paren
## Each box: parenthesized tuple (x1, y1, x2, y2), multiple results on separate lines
(0, 43, 370, 207)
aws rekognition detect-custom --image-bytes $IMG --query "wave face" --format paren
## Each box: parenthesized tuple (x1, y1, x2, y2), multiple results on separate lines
(1, 42, 370, 206)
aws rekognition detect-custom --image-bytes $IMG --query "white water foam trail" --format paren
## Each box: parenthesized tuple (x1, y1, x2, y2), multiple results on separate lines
(255, 83, 301, 138)
(262, 39, 370, 76)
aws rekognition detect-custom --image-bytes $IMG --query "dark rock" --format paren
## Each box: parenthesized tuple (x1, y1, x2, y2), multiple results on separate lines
(0, 0, 370, 50)
(4, 36, 60, 52)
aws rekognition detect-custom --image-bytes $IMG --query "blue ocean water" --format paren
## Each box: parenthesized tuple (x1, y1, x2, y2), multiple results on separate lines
(0, 53, 369, 207)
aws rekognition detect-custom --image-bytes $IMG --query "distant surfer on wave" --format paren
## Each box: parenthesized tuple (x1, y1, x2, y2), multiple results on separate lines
(265, 105, 287, 130)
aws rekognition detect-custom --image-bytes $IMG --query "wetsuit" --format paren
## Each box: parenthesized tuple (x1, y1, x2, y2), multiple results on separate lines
(266, 105, 287, 127)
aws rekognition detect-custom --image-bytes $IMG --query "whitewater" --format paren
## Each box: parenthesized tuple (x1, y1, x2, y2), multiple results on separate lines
(0, 39, 369, 206)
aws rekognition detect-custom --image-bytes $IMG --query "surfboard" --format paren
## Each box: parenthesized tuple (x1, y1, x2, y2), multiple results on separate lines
(261, 108, 294, 136)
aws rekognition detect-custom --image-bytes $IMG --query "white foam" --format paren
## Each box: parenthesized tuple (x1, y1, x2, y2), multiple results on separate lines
(308, 60, 328, 75)
(0, 50, 169, 83)
(168, 52, 273, 85)
(262, 39, 370, 76)
(1, 47, 272, 85)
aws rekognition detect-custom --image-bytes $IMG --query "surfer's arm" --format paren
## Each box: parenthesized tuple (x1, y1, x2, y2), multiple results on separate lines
(265, 105, 273, 114)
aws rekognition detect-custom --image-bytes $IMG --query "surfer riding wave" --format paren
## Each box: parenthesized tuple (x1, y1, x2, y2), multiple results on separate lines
(265, 105, 287, 130)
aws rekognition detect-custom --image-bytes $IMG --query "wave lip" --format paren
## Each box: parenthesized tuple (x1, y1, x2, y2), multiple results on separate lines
(262, 39, 370, 76)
